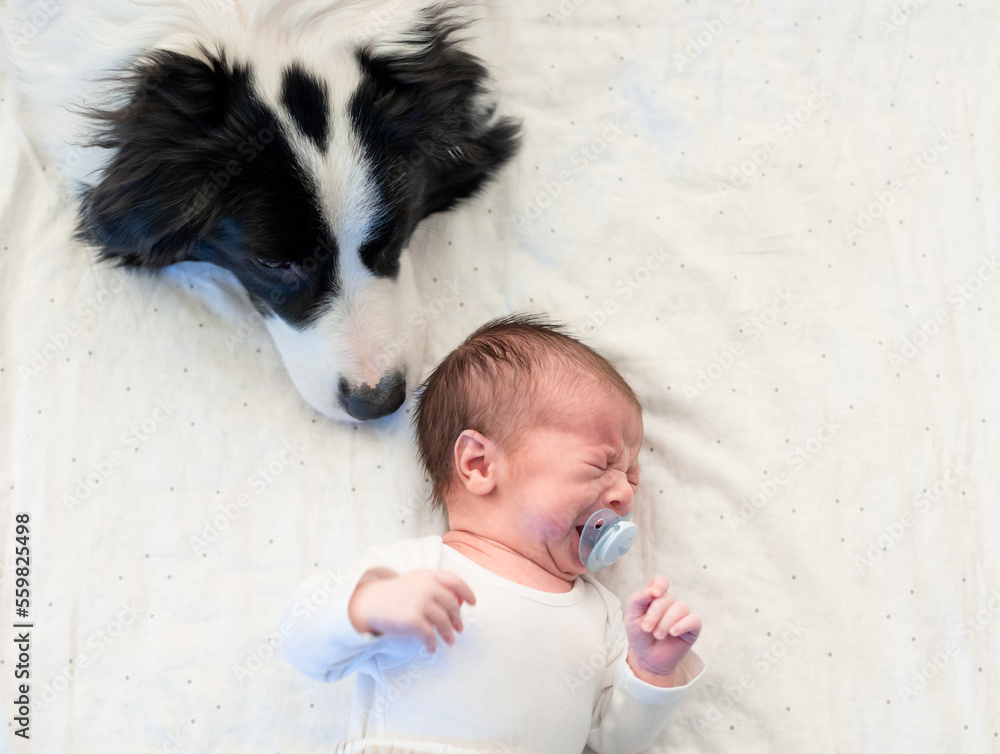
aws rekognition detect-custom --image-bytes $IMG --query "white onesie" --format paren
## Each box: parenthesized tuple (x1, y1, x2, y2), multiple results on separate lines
(282, 536, 705, 754)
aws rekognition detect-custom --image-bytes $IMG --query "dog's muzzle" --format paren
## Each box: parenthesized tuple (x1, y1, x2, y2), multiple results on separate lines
(337, 372, 406, 421)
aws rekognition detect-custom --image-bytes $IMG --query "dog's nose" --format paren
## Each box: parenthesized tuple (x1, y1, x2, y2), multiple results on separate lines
(338, 371, 406, 420)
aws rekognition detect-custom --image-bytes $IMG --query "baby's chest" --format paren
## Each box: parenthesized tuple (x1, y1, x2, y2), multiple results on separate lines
(457, 588, 611, 679)
(375, 588, 613, 738)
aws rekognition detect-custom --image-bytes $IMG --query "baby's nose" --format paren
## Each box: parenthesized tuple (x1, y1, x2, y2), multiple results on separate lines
(613, 496, 634, 517)
(607, 476, 635, 515)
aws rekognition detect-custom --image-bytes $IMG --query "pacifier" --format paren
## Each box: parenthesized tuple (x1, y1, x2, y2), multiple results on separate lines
(578, 508, 638, 571)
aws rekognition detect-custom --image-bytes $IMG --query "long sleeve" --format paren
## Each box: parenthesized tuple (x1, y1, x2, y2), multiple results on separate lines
(281, 538, 439, 683)
(586, 580, 707, 754)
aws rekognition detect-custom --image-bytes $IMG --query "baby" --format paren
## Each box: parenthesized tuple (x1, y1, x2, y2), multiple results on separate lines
(282, 315, 705, 754)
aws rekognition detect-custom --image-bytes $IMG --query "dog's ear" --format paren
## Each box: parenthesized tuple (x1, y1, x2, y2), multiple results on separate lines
(353, 16, 521, 220)
(419, 103, 521, 217)
(77, 50, 238, 268)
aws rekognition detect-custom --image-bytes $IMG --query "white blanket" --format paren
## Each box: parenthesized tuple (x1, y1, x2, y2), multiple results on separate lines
(1, 1, 998, 752)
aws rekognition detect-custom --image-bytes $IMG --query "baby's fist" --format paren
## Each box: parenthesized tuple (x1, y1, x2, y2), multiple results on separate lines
(349, 569, 476, 654)
(624, 575, 701, 687)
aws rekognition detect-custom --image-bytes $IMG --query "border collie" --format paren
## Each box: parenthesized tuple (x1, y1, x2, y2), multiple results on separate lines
(2, 0, 518, 421)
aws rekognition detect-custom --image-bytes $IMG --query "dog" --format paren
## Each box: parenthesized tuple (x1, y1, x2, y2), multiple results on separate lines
(2, 0, 519, 421)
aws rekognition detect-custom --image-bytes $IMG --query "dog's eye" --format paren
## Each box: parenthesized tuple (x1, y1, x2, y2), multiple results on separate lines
(256, 258, 293, 271)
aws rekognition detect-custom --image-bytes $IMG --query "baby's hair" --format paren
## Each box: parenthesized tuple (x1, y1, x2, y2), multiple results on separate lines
(413, 313, 642, 510)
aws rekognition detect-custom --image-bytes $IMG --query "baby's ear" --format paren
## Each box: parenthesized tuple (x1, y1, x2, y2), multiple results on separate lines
(453, 430, 498, 496)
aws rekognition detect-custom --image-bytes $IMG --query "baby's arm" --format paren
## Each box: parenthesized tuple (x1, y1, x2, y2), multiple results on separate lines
(282, 538, 470, 683)
(348, 569, 476, 653)
(587, 576, 705, 754)
(624, 575, 702, 687)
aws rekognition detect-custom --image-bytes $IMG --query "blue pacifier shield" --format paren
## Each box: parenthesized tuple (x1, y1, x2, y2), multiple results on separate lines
(578, 508, 638, 571)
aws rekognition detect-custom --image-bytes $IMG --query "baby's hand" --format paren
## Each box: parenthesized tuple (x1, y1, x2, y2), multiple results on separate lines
(348, 569, 476, 653)
(624, 575, 701, 687)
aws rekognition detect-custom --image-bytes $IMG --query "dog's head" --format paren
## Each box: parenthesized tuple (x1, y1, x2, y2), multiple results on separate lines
(76, 11, 519, 421)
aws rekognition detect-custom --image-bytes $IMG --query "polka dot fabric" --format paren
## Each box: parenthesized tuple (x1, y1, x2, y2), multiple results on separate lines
(1, 1, 998, 752)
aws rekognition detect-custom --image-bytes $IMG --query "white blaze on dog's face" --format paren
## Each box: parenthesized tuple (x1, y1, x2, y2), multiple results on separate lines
(56, 2, 519, 421)
(264, 251, 420, 422)
(258, 45, 418, 421)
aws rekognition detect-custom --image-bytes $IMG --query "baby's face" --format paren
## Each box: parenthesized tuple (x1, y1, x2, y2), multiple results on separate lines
(497, 385, 643, 580)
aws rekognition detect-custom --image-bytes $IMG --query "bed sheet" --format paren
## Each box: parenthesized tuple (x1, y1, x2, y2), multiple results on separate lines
(1, 1, 998, 752)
